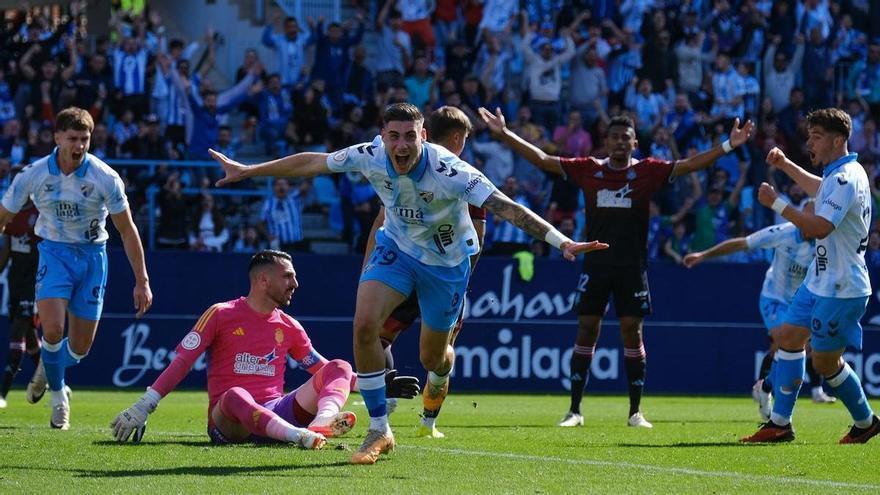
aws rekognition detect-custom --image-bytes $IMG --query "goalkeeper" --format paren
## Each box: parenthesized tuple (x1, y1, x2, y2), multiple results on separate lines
(110, 250, 419, 447)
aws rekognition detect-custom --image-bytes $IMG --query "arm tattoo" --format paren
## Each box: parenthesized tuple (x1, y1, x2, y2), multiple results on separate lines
(482, 190, 552, 240)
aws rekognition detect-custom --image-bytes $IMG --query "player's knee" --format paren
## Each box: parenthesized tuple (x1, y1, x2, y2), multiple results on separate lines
(812, 355, 842, 377)
(352, 317, 381, 344)
(220, 387, 249, 407)
(419, 350, 446, 372)
(325, 358, 353, 376)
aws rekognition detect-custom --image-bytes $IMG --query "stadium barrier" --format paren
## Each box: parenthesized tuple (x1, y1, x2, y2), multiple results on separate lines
(2, 252, 879, 396)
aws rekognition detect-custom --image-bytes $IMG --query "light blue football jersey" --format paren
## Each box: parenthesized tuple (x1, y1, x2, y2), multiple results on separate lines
(327, 136, 497, 267)
(746, 222, 814, 303)
(2, 149, 129, 244)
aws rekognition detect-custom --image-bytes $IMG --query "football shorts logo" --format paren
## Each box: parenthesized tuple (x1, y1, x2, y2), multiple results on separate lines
(181, 331, 201, 350)
(36, 265, 47, 282)
(811, 318, 822, 332)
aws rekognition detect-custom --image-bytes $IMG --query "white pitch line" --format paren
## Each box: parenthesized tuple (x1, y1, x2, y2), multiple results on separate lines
(399, 445, 880, 491)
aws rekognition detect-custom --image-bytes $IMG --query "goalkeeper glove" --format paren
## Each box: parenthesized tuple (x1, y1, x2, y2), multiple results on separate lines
(111, 387, 161, 442)
(385, 369, 420, 399)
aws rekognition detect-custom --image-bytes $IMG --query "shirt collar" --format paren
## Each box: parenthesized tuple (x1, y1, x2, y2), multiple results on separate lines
(48, 147, 91, 178)
(822, 152, 858, 178)
(385, 145, 428, 181)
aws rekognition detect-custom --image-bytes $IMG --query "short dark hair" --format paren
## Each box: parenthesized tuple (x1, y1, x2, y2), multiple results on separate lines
(807, 108, 852, 139)
(55, 107, 94, 133)
(382, 102, 424, 126)
(169, 39, 184, 51)
(248, 250, 291, 275)
(607, 115, 635, 132)
(428, 106, 472, 143)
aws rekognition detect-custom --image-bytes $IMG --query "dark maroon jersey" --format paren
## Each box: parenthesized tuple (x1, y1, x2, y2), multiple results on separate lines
(4, 203, 40, 256)
(560, 156, 674, 266)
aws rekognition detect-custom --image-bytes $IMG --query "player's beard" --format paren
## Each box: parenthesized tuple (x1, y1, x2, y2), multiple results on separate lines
(269, 286, 295, 308)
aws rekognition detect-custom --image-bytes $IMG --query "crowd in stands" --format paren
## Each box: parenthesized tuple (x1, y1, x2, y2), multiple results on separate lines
(2, 0, 880, 266)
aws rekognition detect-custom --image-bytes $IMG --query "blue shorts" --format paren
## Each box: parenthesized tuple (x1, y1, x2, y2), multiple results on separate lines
(361, 230, 469, 331)
(36, 240, 108, 321)
(785, 287, 869, 352)
(759, 296, 789, 334)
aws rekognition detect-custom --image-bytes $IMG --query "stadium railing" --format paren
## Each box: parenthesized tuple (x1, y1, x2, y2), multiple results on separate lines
(107, 159, 272, 251)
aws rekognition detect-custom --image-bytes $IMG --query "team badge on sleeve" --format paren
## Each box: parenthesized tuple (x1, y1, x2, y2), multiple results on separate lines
(181, 331, 201, 350)
(332, 149, 349, 162)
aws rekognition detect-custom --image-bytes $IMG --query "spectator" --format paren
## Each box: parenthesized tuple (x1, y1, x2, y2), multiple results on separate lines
(847, 42, 880, 116)
(663, 221, 692, 264)
(339, 171, 379, 253)
(395, 0, 435, 53)
(866, 229, 880, 269)
(259, 178, 306, 253)
(404, 55, 436, 111)
(520, 20, 575, 130)
(307, 14, 365, 111)
(261, 12, 309, 87)
(344, 46, 376, 107)
(710, 53, 745, 122)
(665, 92, 699, 151)
(802, 27, 833, 109)
(675, 32, 715, 95)
(850, 118, 880, 159)
(626, 78, 666, 138)
(570, 44, 608, 125)
(287, 81, 330, 152)
(763, 34, 805, 113)
(375, 0, 412, 89)
(552, 110, 592, 158)
(120, 113, 168, 159)
(486, 177, 532, 255)
(110, 36, 151, 117)
(605, 23, 643, 108)
(471, 135, 514, 186)
(641, 30, 676, 92)
(156, 172, 189, 249)
(232, 225, 267, 253)
(257, 73, 293, 155)
(690, 164, 748, 252)
(88, 122, 116, 160)
(189, 193, 229, 252)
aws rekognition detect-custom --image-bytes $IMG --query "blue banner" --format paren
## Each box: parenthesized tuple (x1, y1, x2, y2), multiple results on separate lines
(2, 251, 879, 396)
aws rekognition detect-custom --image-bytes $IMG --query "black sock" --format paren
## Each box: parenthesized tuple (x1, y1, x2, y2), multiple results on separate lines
(759, 352, 774, 380)
(762, 378, 773, 393)
(805, 356, 822, 388)
(1, 348, 24, 398)
(624, 356, 646, 417)
(569, 348, 593, 415)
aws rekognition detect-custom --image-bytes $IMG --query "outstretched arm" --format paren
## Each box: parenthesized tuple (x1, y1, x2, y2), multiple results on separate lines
(683, 237, 748, 267)
(210, 149, 331, 185)
(478, 107, 563, 175)
(482, 190, 608, 260)
(671, 118, 754, 177)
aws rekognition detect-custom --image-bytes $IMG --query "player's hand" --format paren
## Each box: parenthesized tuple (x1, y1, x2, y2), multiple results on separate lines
(478, 106, 507, 136)
(682, 253, 702, 268)
(757, 182, 778, 208)
(110, 402, 150, 442)
(209, 149, 248, 187)
(385, 369, 420, 399)
(765, 147, 788, 169)
(560, 240, 610, 261)
(728, 117, 754, 148)
(134, 280, 152, 318)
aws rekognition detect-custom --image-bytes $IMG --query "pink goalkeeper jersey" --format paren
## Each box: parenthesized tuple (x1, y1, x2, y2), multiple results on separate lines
(151, 297, 326, 413)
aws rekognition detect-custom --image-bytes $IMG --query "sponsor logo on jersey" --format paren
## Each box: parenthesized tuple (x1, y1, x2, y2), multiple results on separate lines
(234, 349, 279, 376)
(395, 207, 425, 224)
(815, 245, 828, 274)
(464, 178, 483, 195)
(433, 224, 455, 254)
(822, 198, 842, 211)
(55, 201, 81, 220)
(596, 184, 633, 208)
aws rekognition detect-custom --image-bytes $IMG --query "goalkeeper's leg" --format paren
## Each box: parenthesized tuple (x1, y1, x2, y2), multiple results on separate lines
(211, 387, 325, 449)
(290, 359, 357, 438)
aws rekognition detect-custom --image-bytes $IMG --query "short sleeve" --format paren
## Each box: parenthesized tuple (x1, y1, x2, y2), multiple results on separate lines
(1, 167, 35, 214)
(815, 174, 856, 227)
(443, 158, 498, 208)
(645, 158, 675, 192)
(106, 174, 129, 214)
(326, 142, 374, 174)
(559, 157, 599, 188)
(746, 222, 799, 250)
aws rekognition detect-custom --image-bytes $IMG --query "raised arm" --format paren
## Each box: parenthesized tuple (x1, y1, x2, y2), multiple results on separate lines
(671, 118, 754, 177)
(765, 147, 821, 196)
(757, 183, 833, 239)
(478, 107, 563, 175)
(683, 237, 748, 267)
(481, 189, 608, 260)
(210, 149, 331, 185)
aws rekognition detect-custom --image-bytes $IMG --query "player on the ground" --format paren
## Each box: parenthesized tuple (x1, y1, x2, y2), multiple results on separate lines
(210, 102, 608, 464)
(683, 206, 836, 422)
(363, 106, 485, 438)
(743, 108, 879, 443)
(480, 107, 753, 428)
(110, 250, 420, 446)
(0, 107, 152, 429)
(0, 201, 43, 408)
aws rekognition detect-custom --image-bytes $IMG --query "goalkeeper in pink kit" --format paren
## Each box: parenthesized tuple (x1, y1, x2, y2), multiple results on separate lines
(110, 250, 419, 447)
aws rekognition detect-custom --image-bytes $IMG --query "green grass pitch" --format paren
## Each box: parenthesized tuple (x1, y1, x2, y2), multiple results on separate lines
(1, 390, 878, 493)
